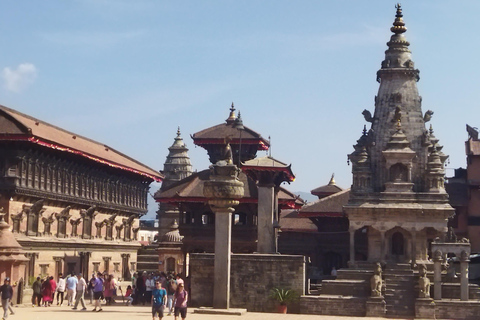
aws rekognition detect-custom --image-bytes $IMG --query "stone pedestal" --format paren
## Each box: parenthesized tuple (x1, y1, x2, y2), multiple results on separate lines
(415, 298, 435, 319)
(366, 296, 386, 317)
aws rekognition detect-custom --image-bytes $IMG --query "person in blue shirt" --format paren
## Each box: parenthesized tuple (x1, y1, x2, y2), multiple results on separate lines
(151, 281, 167, 320)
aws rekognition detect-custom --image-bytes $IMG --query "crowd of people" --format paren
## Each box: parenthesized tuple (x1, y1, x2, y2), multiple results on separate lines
(23, 271, 188, 319)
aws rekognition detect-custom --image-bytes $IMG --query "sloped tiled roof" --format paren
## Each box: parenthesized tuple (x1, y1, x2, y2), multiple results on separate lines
(155, 169, 303, 209)
(192, 122, 269, 150)
(279, 209, 317, 232)
(242, 156, 295, 182)
(0, 105, 162, 181)
(299, 189, 350, 217)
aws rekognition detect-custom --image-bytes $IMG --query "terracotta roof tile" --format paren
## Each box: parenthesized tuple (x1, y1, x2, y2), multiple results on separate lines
(299, 189, 350, 217)
(0, 105, 162, 181)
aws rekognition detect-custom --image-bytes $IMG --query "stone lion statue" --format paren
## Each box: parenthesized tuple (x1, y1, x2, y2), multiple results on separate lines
(418, 264, 431, 298)
(370, 262, 383, 297)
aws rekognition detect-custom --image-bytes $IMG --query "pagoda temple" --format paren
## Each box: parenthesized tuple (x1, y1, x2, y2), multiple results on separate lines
(154, 105, 302, 261)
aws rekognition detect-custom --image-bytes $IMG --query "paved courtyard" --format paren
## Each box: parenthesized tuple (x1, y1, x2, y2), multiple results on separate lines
(8, 304, 407, 320)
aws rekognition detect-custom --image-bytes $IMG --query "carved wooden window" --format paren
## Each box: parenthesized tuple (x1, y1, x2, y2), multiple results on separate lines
(27, 160, 33, 187)
(233, 212, 247, 226)
(20, 158, 26, 186)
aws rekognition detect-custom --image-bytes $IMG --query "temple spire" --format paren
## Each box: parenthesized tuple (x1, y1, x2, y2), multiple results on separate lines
(226, 102, 236, 124)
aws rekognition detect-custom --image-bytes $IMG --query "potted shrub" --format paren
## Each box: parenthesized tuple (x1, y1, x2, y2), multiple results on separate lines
(269, 287, 299, 314)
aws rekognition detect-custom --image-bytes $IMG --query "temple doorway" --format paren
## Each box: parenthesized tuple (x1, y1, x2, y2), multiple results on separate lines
(391, 231, 405, 262)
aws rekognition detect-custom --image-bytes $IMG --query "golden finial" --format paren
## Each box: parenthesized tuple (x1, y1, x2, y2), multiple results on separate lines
(391, 3, 407, 34)
(226, 102, 236, 123)
(328, 173, 336, 185)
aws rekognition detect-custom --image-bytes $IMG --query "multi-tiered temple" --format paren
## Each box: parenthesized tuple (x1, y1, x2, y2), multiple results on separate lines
(345, 5, 453, 266)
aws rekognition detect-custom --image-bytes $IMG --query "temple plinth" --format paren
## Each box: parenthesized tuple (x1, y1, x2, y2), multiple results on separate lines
(203, 158, 244, 309)
(242, 156, 295, 253)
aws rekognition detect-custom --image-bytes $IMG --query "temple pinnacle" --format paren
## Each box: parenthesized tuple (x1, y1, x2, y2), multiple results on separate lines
(226, 102, 236, 123)
(391, 3, 407, 34)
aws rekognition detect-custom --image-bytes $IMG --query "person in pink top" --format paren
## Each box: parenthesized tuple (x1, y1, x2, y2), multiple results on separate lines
(173, 283, 188, 320)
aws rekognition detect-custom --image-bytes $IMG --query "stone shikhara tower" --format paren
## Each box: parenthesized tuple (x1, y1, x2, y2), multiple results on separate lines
(345, 5, 454, 265)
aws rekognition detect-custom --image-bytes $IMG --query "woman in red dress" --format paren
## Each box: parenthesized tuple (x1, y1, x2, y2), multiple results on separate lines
(41, 277, 53, 306)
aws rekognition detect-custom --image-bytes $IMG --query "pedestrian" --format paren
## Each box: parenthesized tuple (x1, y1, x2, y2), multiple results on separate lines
(41, 277, 53, 307)
(88, 274, 95, 304)
(136, 272, 146, 305)
(48, 276, 56, 305)
(166, 276, 177, 315)
(175, 274, 184, 286)
(31, 277, 42, 307)
(145, 274, 155, 306)
(65, 273, 78, 307)
(56, 273, 65, 306)
(103, 274, 115, 305)
(72, 273, 87, 311)
(173, 283, 188, 320)
(92, 272, 104, 312)
(124, 285, 133, 305)
(1, 277, 14, 319)
(151, 281, 166, 320)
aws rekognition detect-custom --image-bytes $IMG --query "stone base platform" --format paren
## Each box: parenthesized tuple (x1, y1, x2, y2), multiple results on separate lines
(194, 307, 247, 316)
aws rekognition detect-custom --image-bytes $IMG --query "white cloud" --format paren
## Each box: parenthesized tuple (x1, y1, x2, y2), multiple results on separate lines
(2, 63, 38, 93)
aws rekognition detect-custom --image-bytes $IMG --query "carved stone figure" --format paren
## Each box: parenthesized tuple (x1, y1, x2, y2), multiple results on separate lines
(445, 227, 457, 243)
(219, 136, 233, 165)
(423, 110, 434, 122)
(418, 264, 431, 298)
(370, 262, 383, 297)
(362, 109, 374, 123)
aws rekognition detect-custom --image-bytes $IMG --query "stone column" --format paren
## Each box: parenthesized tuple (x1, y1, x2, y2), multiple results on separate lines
(257, 183, 275, 253)
(349, 228, 355, 267)
(411, 229, 417, 267)
(203, 161, 244, 310)
(433, 251, 442, 300)
(460, 251, 469, 301)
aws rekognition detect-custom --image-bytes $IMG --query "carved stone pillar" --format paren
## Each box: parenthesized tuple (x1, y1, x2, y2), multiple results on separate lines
(103, 256, 111, 274)
(460, 250, 469, 301)
(433, 250, 442, 300)
(53, 257, 64, 276)
(203, 159, 244, 310)
(380, 230, 386, 263)
(349, 228, 356, 267)
(411, 228, 417, 267)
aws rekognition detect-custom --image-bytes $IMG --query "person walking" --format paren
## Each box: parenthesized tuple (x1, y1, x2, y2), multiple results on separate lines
(173, 283, 188, 320)
(92, 272, 104, 312)
(31, 277, 42, 307)
(72, 273, 87, 311)
(1, 277, 14, 319)
(151, 281, 166, 320)
(87, 274, 95, 304)
(166, 276, 177, 316)
(41, 277, 53, 307)
(145, 274, 155, 306)
(136, 272, 146, 305)
(103, 275, 115, 305)
(56, 273, 65, 306)
(65, 273, 78, 307)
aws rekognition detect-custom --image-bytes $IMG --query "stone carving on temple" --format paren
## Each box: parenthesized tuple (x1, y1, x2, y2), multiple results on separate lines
(70, 217, 81, 237)
(418, 264, 431, 298)
(370, 262, 383, 297)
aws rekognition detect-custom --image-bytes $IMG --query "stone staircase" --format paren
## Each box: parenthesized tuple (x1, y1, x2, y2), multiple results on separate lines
(136, 245, 159, 273)
(384, 263, 415, 318)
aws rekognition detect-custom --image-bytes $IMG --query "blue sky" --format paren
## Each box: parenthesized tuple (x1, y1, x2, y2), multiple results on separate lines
(0, 1, 478, 218)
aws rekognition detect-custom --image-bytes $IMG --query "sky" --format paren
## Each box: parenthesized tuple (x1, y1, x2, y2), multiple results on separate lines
(0, 1, 478, 218)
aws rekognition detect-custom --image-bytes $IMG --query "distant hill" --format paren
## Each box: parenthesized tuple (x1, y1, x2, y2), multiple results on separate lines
(294, 191, 317, 204)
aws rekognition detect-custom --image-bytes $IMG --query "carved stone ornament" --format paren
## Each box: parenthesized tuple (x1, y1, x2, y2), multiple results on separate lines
(418, 264, 431, 298)
(433, 249, 443, 261)
(370, 262, 383, 297)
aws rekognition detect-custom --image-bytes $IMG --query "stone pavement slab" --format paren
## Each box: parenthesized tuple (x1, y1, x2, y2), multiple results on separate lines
(9, 303, 417, 320)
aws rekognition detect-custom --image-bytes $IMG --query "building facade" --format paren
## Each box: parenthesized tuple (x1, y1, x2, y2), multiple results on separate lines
(0, 105, 162, 281)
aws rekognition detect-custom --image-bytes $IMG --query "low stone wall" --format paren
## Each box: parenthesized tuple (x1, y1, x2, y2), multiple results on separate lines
(435, 300, 480, 319)
(300, 295, 367, 317)
(189, 253, 306, 312)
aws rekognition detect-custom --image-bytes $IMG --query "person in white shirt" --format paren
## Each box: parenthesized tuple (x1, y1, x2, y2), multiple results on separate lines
(65, 273, 78, 306)
(145, 274, 155, 305)
(56, 273, 66, 306)
(72, 273, 87, 310)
